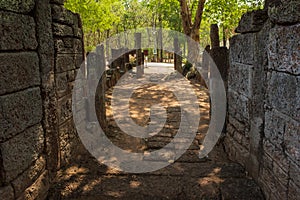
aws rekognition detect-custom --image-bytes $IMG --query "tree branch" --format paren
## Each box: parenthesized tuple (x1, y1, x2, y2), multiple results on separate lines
(193, 0, 205, 30)
(179, 0, 192, 35)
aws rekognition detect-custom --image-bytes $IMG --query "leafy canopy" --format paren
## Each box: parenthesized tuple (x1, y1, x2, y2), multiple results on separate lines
(65, 0, 264, 49)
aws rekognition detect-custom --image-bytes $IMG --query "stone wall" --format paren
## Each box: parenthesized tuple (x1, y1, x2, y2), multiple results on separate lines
(224, 0, 300, 199)
(0, 0, 84, 199)
(51, 0, 84, 167)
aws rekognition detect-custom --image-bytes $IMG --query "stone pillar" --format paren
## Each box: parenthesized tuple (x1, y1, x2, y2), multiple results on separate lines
(36, 0, 58, 181)
(209, 47, 229, 86)
(174, 37, 182, 73)
(210, 24, 220, 48)
(141, 52, 145, 74)
(135, 33, 143, 78)
(86, 53, 98, 123)
(111, 48, 120, 69)
(201, 45, 210, 88)
(124, 50, 130, 69)
(120, 47, 127, 72)
(209, 24, 229, 87)
(95, 45, 107, 132)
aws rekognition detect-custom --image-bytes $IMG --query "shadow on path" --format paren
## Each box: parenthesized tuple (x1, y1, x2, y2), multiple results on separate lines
(48, 71, 264, 200)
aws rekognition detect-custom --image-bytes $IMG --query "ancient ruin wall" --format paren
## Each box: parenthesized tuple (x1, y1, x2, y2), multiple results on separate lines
(0, 0, 84, 199)
(224, 1, 299, 199)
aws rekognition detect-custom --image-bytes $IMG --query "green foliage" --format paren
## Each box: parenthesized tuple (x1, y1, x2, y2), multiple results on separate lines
(146, 0, 182, 31)
(182, 61, 193, 76)
(65, 0, 123, 50)
(65, 0, 122, 33)
(64, 0, 264, 50)
(119, 0, 150, 30)
(200, 0, 264, 47)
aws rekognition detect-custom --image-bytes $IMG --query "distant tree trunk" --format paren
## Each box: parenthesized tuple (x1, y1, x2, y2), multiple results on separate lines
(159, 14, 163, 62)
(222, 26, 226, 47)
(106, 29, 110, 60)
(179, 0, 205, 63)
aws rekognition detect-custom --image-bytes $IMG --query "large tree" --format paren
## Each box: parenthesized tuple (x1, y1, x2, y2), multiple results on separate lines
(179, 0, 206, 61)
(202, 0, 264, 47)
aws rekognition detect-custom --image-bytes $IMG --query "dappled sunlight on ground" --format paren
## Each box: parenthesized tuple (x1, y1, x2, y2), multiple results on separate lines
(48, 72, 264, 200)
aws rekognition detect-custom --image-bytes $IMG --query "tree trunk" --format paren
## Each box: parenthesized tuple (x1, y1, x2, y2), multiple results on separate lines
(106, 30, 110, 60)
(159, 15, 163, 62)
(179, 0, 205, 63)
(222, 26, 226, 47)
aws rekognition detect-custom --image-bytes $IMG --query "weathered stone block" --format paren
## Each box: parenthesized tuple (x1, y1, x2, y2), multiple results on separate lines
(234, 139, 250, 168)
(59, 120, 78, 166)
(249, 117, 264, 155)
(232, 130, 243, 145)
(263, 139, 289, 170)
(0, 12, 37, 50)
(74, 39, 83, 54)
(209, 47, 229, 82)
(75, 53, 84, 69)
(59, 118, 80, 166)
(257, 174, 271, 200)
(284, 119, 300, 163)
(0, 185, 14, 200)
(229, 34, 255, 65)
(59, 118, 75, 147)
(289, 160, 300, 187)
(51, 4, 74, 25)
(52, 23, 73, 37)
(0, 0, 35, 13)
(0, 124, 44, 183)
(266, 72, 300, 121)
(268, 24, 300, 75)
(12, 156, 46, 197)
(264, 109, 285, 149)
(0, 52, 40, 95)
(288, 180, 300, 200)
(54, 38, 83, 54)
(0, 88, 43, 142)
(262, 152, 273, 170)
(224, 135, 250, 168)
(73, 14, 83, 38)
(60, 141, 72, 166)
(236, 10, 268, 33)
(54, 38, 72, 54)
(228, 62, 253, 98)
(223, 136, 237, 160)
(55, 54, 76, 73)
(36, 0, 55, 59)
(55, 72, 69, 97)
(57, 94, 72, 125)
(17, 170, 49, 200)
(228, 90, 250, 123)
(228, 116, 249, 134)
(226, 123, 235, 137)
(259, 166, 288, 200)
(272, 160, 289, 186)
(241, 134, 250, 151)
(227, 121, 248, 148)
(268, 0, 300, 24)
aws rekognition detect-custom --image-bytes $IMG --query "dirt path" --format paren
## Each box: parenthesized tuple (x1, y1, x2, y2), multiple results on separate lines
(48, 72, 264, 200)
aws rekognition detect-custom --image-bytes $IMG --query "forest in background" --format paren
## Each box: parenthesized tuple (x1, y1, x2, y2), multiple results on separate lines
(64, 0, 264, 52)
